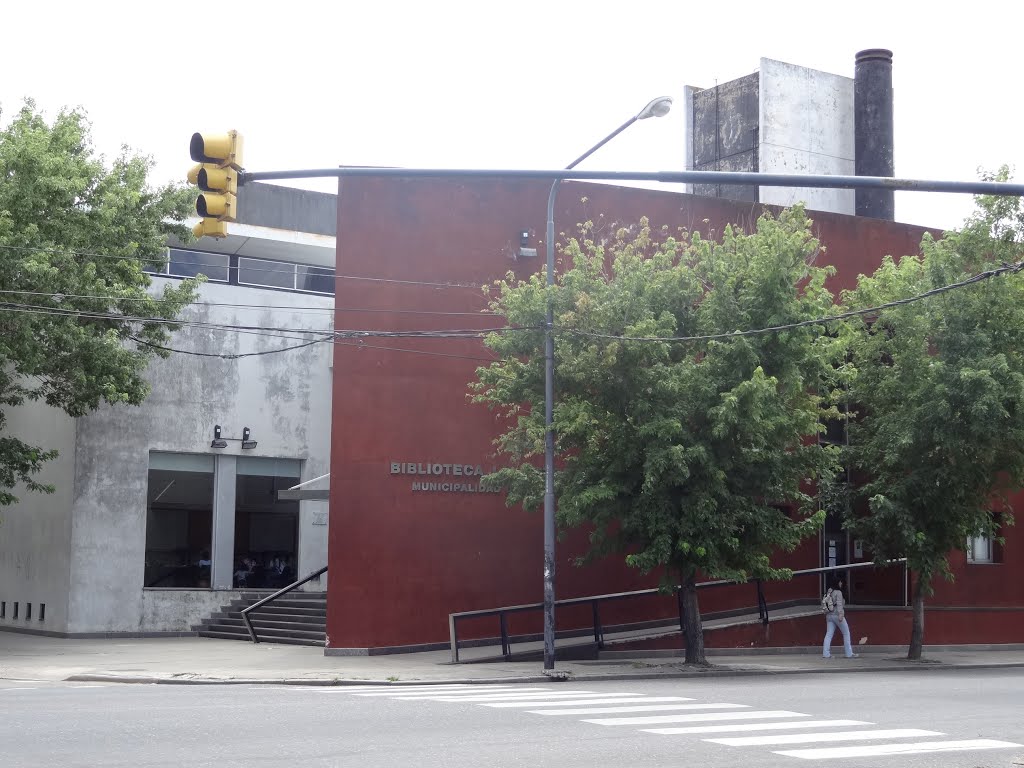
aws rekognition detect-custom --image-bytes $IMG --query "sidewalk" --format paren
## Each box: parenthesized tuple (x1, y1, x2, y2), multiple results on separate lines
(2, 632, 1022, 686)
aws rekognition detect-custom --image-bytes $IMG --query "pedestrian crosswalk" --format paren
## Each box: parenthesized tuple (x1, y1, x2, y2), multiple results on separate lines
(318, 682, 1022, 760)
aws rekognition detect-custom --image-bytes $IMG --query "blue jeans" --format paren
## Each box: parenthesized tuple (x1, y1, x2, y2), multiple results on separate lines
(823, 614, 854, 657)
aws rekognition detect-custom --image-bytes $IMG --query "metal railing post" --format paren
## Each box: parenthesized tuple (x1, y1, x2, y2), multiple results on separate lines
(903, 561, 909, 608)
(677, 588, 687, 638)
(499, 612, 511, 660)
(592, 600, 604, 648)
(449, 614, 460, 663)
(756, 579, 769, 626)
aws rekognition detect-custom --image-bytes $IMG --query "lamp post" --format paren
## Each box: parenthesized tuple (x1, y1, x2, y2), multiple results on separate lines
(541, 96, 673, 672)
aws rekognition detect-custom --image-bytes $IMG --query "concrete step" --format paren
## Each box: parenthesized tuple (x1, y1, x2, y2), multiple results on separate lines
(227, 611, 326, 625)
(240, 592, 326, 602)
(197, 630, 324, 647)
(195, 591, 329, 648)
(202, 623, 326, 642)
(236, 605, 327, 617)
(235, 599, 327, 612)
(209, 617, 327, 632)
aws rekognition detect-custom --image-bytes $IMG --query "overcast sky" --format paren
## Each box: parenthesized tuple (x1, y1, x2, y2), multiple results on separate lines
(1, 0, 1020, 231)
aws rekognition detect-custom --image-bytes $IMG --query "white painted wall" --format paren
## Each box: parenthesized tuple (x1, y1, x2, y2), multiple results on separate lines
(64, 278, 334, 634)
(0, 403, 76, 634)
(758, 57, 855, 214)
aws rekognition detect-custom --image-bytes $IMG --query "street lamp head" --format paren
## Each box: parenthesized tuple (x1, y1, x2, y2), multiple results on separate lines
(636, 96, 673, 120)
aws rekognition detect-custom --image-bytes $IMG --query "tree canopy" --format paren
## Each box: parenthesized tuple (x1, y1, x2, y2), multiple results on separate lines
(837, 174, 1024, 659)
(473, 207, 841, 663)
(0, 101, 198, 506)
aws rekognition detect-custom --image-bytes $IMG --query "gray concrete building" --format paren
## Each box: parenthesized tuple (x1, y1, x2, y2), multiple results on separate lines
(682, 51, 895, 219)
(0, 183, 336, 636)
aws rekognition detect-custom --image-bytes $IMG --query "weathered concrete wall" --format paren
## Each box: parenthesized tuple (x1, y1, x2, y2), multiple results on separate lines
(64, 278, 334, 634)
(758, 58, 855, 214)
(688, 72, 760, 202)
(140, 589, 251, 633)
(0, 403, 76, 634)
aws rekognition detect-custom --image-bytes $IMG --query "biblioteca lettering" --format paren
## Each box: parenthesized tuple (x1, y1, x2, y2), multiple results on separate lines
(389, 461, 500, 494)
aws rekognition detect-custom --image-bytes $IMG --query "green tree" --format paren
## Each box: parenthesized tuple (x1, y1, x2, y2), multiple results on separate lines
(0, 101, 198, 506)
(473, 207, 839, 664)
(837, 173, 1024, 660)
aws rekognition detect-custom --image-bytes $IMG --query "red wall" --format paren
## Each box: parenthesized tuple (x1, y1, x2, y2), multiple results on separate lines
(618, 608, 1024, 651)
(929, 491, 1024, 607)
(327, 178, 938, 651)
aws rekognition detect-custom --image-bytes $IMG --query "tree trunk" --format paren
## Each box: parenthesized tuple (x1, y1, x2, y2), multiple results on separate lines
(907, 571, 929, 661)
(681, 573, 707, 665)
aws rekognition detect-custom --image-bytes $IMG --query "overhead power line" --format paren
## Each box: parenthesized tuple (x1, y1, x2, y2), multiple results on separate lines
(0, 242, 485, 291)
(0, 301, 518, 339)
(560, 259, 1024, 344)
(129, 334, 332, 360)
(0, 288, 498, 317)
(2, 258, 1019, 360)
(134, 335, 500, 364)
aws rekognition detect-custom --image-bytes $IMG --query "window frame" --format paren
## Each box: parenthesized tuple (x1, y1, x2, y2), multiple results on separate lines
(966, 534, 995, 564)
(148, 248, 335, 297)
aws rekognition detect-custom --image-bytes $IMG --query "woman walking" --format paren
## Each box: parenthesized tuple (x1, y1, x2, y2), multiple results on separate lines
(822, 576, 857, 658)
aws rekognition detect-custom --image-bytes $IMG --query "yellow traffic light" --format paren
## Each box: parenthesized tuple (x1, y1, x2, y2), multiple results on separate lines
(187, 130, 243, 239)
(192, 218, 228, 239)
(190, 131, 243, 170)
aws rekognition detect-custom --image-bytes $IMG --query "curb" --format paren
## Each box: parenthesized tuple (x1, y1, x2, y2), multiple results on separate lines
(63, 660, 1024, 686)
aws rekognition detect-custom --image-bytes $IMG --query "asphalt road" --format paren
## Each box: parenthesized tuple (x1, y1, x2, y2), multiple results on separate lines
(2, 669, 1022, 768)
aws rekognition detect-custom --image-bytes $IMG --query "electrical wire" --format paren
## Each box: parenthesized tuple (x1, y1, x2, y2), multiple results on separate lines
(0, 242, 485, 290)
(0, 301, 521, 339)
(129, 334, 333, 360)
(130, 334, 499, 363)
(0, 289, 499, 316)
(559, 259, 1024, 344)
(3, 256, 1018, 361)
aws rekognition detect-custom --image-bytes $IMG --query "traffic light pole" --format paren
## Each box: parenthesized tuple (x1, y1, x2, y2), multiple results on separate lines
(240, 167, 1024, 198)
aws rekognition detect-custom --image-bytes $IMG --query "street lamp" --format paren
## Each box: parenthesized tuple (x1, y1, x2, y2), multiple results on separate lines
(541, 96, 673, 672)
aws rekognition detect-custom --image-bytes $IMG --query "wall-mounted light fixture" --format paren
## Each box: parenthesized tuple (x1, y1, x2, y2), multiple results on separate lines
(518, 229, 538, 259)
(211, 424, 257, 449)
(211, 425, 228, 449)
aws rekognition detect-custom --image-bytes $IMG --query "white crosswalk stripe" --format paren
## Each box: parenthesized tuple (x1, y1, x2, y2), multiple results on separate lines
(530, 703, 748, 716)
(485, 696, 692, 709)
(775, 739, 1022, 759)
(427, 691, 638, 702)
(584, 710, 809, 726)
(352, 686, 544, 698)
(329, 683, 1021, 761)
(643, 719, 872, 735)
(708, 728, 942, 746)
(331, 688, 487, 696)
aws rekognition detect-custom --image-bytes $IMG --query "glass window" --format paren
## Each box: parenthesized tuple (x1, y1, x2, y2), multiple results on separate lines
(238, 257, 296, 290)
(296, 265, 335, 295)
(144, 453, 214, 588)
(966, 535, 994, 563)
(233, 457, 301, 589)
(142, 250, 170, 276)
(167, 249, 229, 282)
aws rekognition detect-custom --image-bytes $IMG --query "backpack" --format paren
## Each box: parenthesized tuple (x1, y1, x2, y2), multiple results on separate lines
(821, 588, 837, 614)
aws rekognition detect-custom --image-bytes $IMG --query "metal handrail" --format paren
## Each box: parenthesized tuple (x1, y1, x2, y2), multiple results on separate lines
(447, 558, 907, 662)
(240, 566, 328, 643)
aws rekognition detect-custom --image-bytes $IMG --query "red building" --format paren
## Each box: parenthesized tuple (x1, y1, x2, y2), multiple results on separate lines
(326, 177, 1024, 655)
